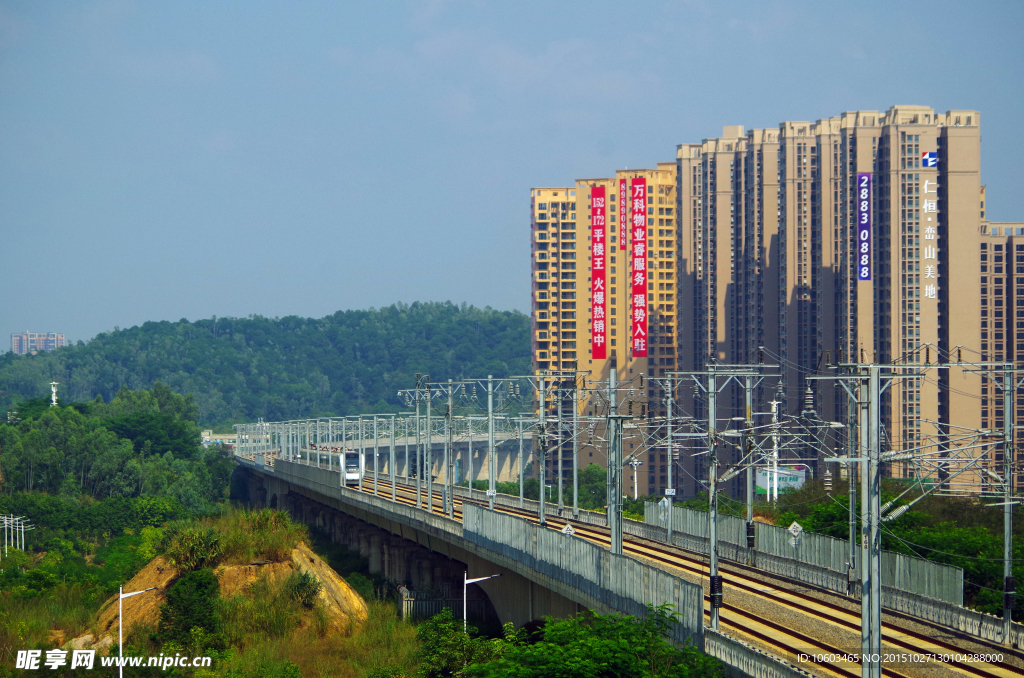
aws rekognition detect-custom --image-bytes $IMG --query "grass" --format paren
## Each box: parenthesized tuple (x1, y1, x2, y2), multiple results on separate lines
(162, 507, 309, 571)
(0, 584, 100, 652)
(150, 599, 420, 678)
(0, 506, 423, 676)
(218, 575, 307, 644)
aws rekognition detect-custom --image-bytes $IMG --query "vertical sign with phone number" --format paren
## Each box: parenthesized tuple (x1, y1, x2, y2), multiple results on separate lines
(857, 173, 872, 281)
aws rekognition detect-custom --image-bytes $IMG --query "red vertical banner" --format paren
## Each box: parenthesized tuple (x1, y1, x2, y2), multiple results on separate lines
(590, 186, 607, 360)
(630, 178, 648, 357)
(619, 178, 627, 247)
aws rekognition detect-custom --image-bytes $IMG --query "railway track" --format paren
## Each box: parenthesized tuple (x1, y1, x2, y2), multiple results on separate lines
(345, 475, 1018, 678)
(244, 452, 1016, 678)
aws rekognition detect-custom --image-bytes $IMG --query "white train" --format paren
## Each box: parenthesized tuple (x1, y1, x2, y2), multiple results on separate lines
(343, 450, 364, 485)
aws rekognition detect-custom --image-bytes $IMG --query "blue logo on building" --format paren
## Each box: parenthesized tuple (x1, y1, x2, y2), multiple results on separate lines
(922, 152, 937, 167)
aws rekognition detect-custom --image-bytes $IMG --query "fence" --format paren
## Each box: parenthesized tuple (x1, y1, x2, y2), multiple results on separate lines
(463, 503, 704, 646)
(704, 629, 816, 678)
(643, 502, 963, 605)
(398, 588, 500, 625)
(249, 453, 897, 676)
(454, 484, 610, 527)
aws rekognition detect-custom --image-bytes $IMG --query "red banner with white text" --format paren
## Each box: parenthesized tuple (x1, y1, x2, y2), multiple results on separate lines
(590, 186, 607, 360)
(630, 179, 648, 357)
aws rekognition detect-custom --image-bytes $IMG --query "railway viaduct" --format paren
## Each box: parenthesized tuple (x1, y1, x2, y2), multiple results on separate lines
(232, 449, 1023, 678)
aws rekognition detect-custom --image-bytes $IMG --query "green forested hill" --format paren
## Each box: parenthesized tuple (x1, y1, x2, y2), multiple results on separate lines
(0, 302, 531, 427)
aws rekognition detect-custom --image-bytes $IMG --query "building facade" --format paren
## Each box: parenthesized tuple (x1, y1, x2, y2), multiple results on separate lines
(532, 105, 1014, 498)
(10, 332, 66, 355)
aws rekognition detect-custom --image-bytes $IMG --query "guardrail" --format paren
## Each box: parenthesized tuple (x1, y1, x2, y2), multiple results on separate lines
(242, 451, 945, 675)
(641, 502, 1024, 647)
(705, 629, 816, 678)
(242, 450, 1024, 651)
(463, 503, 704, 647)
(643, 502, 962, 604)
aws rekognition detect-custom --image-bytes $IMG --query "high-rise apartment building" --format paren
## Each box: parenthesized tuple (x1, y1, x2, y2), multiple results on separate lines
(10, 332, 66, 355)
(531, 166, 678, 498)
(532, 105, 1015, 498)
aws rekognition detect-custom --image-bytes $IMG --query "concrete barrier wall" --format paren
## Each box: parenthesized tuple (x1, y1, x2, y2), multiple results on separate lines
(463, 503, 704, 647)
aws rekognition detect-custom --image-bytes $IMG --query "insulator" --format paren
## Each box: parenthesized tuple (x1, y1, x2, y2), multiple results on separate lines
(709, 575, 724, 609)
(640, 375, 644, 388)
(628, 401, 633, 415)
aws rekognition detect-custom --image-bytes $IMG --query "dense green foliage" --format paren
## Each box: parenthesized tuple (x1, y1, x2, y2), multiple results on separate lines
(0, 384, 233, 510)
(0, 494, 185, 545)
(0, 303, 531, 427)
(413, 605, 720, 678)
(767, 482, 1024, 620)
(159, 568, 224, 647)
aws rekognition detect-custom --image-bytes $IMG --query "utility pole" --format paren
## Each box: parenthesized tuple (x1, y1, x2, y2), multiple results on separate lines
(557, 376, 564, 512)
(467, 417, 474, 496)
(488, 375, 496, 512)
(607, 360, 623, 555)
(674, 363, 774, 630)
(538, 375, 547, 526)
(707, 364, 722, 630)
(744, 374, 755, 566)
(445, 379, 455, 519)
(415, 379, 422, 508)
(373, 415, 379, 496)
(518, 417, 526, 508)
(666, 376, 675, 543)
(390, 414, 397, 503)
(848, 373, 858, 596)
(864, 365, 882, 678)
(1001, 362, 1015, 644)
(426, 384, 433, 513)
(358, 415, 364, 493)
(573, 371, 580, 518)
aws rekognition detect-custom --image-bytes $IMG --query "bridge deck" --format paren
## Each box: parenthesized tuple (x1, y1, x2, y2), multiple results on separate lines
(238, 451, 1022, 678)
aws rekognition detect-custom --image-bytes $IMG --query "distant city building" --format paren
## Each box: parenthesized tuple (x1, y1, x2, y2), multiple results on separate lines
(10, 332, 66, 355)
(532, 105, 1016, 499)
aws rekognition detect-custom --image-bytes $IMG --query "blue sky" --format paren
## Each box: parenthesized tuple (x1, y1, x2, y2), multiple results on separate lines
(2, 0, 1022, 344)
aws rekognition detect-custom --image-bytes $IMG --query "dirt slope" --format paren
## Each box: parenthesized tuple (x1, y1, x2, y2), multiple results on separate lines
(76, 543, 368, 652)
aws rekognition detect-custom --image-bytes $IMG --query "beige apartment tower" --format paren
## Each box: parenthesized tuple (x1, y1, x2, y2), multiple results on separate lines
(533, 105, 1014, 498)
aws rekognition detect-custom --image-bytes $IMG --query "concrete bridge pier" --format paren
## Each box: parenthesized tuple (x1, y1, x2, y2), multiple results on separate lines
(236, 465, 583, 630)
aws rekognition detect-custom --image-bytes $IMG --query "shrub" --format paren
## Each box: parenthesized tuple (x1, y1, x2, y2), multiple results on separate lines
(164, 525, 223, 572)
(158, 568, 222, 647)
(345, 572, 373, 600)
(284, 571, 321, 609)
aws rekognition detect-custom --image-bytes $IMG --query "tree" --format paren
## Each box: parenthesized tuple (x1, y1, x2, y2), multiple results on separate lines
(462, 605, 721, 678)
(415, 607, 502, 678)
(158, 568, 223, 647)
(0, 303, 532, 427)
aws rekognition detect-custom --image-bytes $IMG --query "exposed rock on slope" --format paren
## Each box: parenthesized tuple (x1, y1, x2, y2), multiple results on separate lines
(74, 543, 367, 652)
(290, 542, 369, 633)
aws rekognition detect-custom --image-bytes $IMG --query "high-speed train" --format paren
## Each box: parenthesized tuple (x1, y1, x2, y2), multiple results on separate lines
(343, 450, 364, 485)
